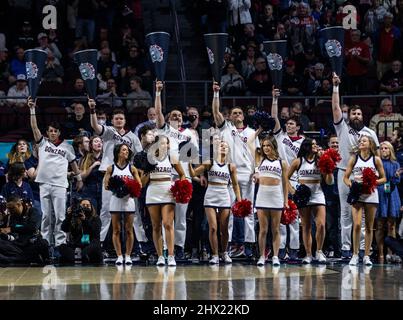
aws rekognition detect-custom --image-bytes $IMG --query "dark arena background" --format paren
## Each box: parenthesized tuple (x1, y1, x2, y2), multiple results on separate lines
(0, 0, 402, 316)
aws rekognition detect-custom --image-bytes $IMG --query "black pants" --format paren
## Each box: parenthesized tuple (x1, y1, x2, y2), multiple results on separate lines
(385, 236, 403, 257)
(0, 238, 49, 264)
(187, 182, 207, 251)
(59, 242, 103, 264)
(324, 199, 341, 254)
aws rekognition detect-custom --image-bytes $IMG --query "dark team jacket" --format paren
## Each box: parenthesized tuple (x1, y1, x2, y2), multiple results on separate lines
(61, 215, 101, 247)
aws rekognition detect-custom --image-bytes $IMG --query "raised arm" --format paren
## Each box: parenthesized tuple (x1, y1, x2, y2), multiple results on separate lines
(271, 86, 281, 132)
(212, 82, 225, 127)
(155, 80, 165, 129)
(28, 97, 42, 143)
(89, 98, 103, 135)
(332, 72, 342, 124)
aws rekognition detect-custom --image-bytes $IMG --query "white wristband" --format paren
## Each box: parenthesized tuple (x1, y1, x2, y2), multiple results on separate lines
(156, 92, 161, 97)
(214, 91, 219, 98)
(333, 86, 339, 93)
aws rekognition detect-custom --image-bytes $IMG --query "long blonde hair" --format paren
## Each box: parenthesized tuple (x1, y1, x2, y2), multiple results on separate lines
(7, 139, 31, 164)
(358, 135, 377, 156)
(380, 141, 397, 161)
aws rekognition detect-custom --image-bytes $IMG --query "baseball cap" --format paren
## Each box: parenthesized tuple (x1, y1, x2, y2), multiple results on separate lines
(16, 74, 27, 81)
(37, 32, 48, 40)
(0, 47, 8, 52)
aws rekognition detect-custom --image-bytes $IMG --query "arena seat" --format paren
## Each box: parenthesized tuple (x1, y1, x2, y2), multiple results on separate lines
(0, 105, 17, 135)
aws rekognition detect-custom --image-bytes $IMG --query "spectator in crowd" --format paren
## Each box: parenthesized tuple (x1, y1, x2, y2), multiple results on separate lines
(239, 44, 258, 80)
(246, 56, 271, 95)
(306, 62, 326, 95)
(290, 102, 310, 132)
(273, 23, 288, 40)
(221, 62, 246, 96)
(64, 103, 91, 139)
(283, 60, 303, 96)
(369, 98, 403, 141)
(132, 107, 157, 137)
(374, 12, 401, 80)
(315, 78, 333, 96)
(375, 141, 401, 264)
(0, 47, 11, 86)
(125, 76, 152, 112)
(97, 47, 118, 81)
(256, 3, 278, 41)
(65, 78, 87, 114)
(79, 136, 103, 214)
(228, 0, 252, 34)
(120, 45, 150, 81)
(36, 32, 62, 63)
(279, 106, 290, 129)
(42, 51, 64, 84)
(345, 29, 371, 94)
(6, 74, 28, 109)
(72, 133, 90, 163)
(97, 40, 117, 62)
(295, 46, 319, 76)
(96, 78, 123, 109)
(203, 0, 228, 33)
(1, 162, 34, 203)
(10, 47, 25, 79)
(233, 23, 261, 53)
(379, 60, 403, 94)
(13, 20, 35, 50)
(363, 0, 387, 38)
(75, 0, 98, 45)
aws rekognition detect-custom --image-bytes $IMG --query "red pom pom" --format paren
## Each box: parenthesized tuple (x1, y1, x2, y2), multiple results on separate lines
(318, 153, 335, 174)
(326, 148, 341, 163)
(123, 177, 142, 198)
(281, 199, 298, 225)
(170, 179, 193, 203)
(231, 199, 252, 218)
(362, 167, 377, 194)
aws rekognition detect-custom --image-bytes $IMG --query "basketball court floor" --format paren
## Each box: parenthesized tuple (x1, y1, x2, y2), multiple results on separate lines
(0, 262, 402, 300)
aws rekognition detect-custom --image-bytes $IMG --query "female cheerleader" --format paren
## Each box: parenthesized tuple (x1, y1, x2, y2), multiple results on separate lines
(255, 136, 288, 267)
(189, 140, 241, 264)
(344, 135, 386, 266)
(144, 135, 186, 267)
(288, 138, 333, 264)
(104, 143, 142, 265)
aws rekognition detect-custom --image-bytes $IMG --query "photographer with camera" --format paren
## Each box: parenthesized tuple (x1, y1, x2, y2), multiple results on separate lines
(60, 198, 102, 264)
(0, 196, 49, 264)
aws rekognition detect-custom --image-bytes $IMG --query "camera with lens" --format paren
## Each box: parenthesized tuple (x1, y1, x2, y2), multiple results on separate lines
(70, 197, 92, 218)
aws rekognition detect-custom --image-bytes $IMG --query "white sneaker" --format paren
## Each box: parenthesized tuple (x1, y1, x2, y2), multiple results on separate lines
(209, 255, 219, 264)
(257, 256, 265, 266)
(302, 256, 312, 264)
(167, 255, 176, 267)
(349, 254, 359, 266)
(363, 255, 372, 266)
(315, 250, 327, 263)
(115, 255, 124, 265)
(392, 254, 402, 263)
(272, 256, 280, 266)
(222, 252, 232, 264)
(125, 255, 132, 265)
(156, 256, 166, 266)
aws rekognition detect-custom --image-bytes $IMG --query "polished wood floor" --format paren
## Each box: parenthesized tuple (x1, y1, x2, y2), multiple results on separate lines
(0, 262, 402, 300)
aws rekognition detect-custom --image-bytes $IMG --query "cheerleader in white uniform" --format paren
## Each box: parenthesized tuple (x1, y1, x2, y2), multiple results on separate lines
(288, 138, 333, 264)
(144, 135, 186, 267)
(189, 140, 241, 265)
(104, 143, 142, 265)
(255, 136, 288, 267)
(343, 135, 386, 266)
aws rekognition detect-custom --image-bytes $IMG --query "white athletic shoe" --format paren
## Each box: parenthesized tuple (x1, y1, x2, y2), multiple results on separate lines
(222, 252, 232, 264)
(349, 254, 359, 266)
(167, 255, 176, 267)
(156, 256, 166, 266)
(302, 256, 313, 264)
(257, 256, 265, 266)
(125, 255, 132, 265)
(209, 255, 219, 264)
(272, 256, 280, 266)
(115, 255, 124, 265)
(363, 255, 372, 266)
(315, 250, 327, 263)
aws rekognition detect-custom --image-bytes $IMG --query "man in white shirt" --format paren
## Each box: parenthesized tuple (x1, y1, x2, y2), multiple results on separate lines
(28, 97, 83, 253)
(212, 82, 259, 258)
(7, 74, 29, 108)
